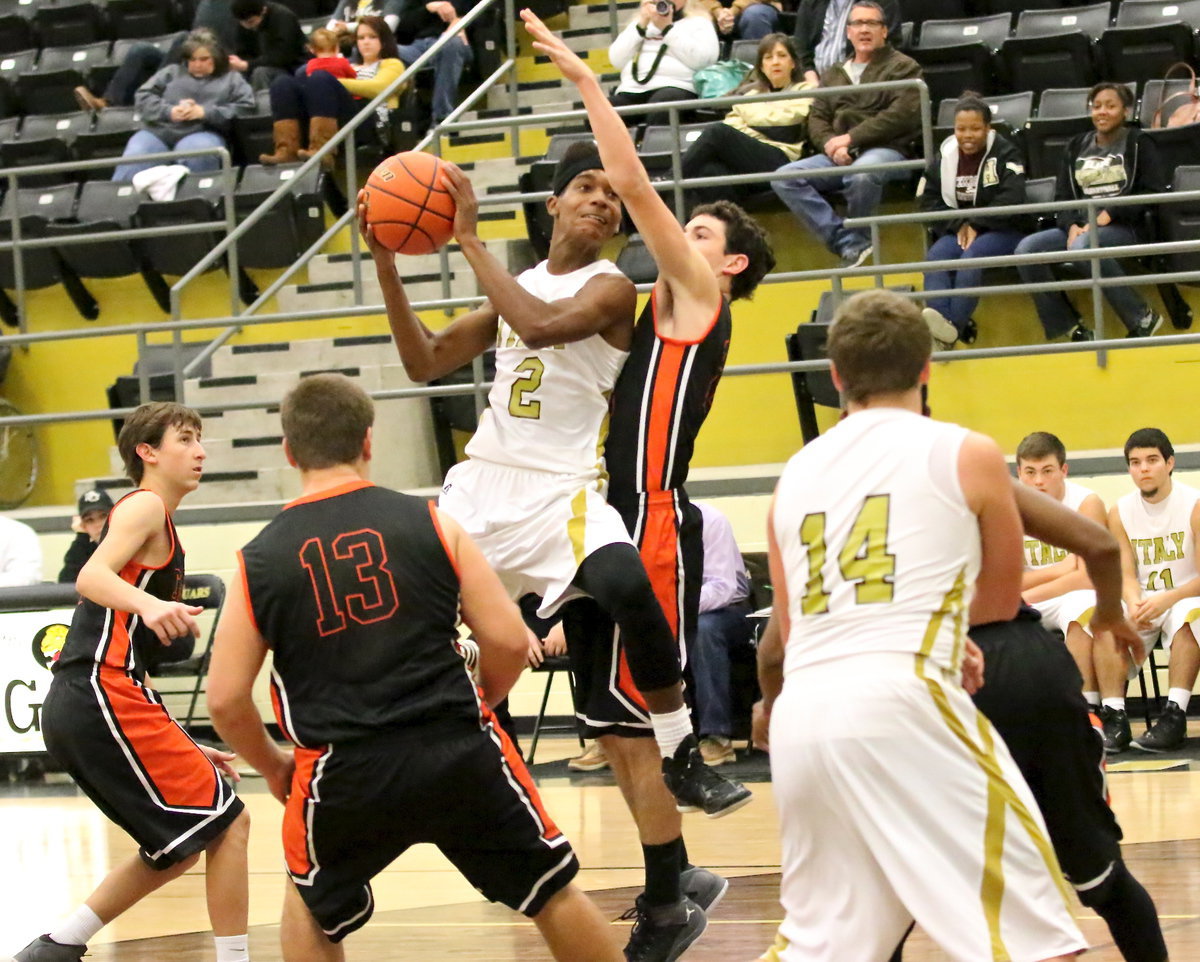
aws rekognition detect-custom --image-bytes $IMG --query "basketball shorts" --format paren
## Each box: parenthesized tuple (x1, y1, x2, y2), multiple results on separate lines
(565, 491, 701, 739)
(42, 666, 244, 870)
(1032, 589, 1096, 635)
(1132, 595, 1200, 652)
(283, 720, 578, 942)
(439, 458, 631, 618)
(765, 653, 1086, 962)
(971, 612, 1122, 889)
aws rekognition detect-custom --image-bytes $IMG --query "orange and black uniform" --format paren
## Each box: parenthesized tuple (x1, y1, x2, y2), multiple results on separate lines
(42, 491, 244, 870)
(239, 479, 576, 941)
(568, 293, 732, 736)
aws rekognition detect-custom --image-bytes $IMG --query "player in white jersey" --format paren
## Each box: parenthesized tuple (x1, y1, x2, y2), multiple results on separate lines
(1016, 431, 1136, 752)
(1110, 427, 1200, 752)
(755, 290, 1085, 962)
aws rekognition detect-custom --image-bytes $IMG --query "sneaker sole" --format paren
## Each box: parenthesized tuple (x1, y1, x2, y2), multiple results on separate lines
(566, 762, 610, 771)
(1131, 741, 1181, 754)
(690, 875, 729, 914)
(674, 790, 755, 818)
(665, 914, 708, 962)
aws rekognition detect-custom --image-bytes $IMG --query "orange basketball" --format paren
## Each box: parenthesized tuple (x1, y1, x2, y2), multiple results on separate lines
(363, 151, 456, 255)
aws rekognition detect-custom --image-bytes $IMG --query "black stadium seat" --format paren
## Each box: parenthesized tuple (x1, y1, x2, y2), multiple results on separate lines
(998, 4, 1110, 94)
(34, 1, 106, 48)
(0, 183, 79, 292)
(638, 123, 708, 173)
(234, 163, 326, 268)
(15, 63, 86, 114)
(1097, 0, 1200, 89)
(104, 0, 176, 40)
(0, 12, 33, 55)
(47, 178, 144, 279)
(912, 14, 1010, 103)
(1161, 165, 1200, 281)
(73, 104, 139, 179)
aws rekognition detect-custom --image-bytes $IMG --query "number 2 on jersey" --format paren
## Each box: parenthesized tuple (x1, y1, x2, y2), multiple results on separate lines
(300, 530, 399, 636)
(508, 357, 545, 419)
(799, 494, 896, 614)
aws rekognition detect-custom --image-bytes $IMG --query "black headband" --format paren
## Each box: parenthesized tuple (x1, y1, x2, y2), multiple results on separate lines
(551, 147, 604, 195)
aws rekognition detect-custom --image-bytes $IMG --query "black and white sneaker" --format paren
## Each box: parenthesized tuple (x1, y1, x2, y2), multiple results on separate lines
(1135, 701, 1187, 752)
(1128, 310, 1165, 338)
(662, 735, 753, 818)
(1097, 705, 1131, 754)
(620, 896, 706, 962)
(11, 936, 87, 961)
(838, 243, 873, 269)
(680, 866, 728, 913)
(1068, 323, 1095, 342)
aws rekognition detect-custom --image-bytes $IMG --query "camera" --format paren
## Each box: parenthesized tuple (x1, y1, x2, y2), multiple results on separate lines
(654, 0, 674, 16)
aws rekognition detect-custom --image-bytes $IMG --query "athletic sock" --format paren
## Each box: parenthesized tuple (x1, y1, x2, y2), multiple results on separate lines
(48, 905, 103, 947)
(1082, 861, 1167, 962)
(1084, 691, 1101, 707)
(1102, 697, 1125, 712)
(650, 706, 692, 760)
(214, 934, 250, 961)
(679, 838, 692, 873)
(642, 837, 684, 907)
(1168, 688, 1191, 712)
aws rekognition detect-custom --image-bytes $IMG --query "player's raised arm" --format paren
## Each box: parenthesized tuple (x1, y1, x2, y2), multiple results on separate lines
(77, 491, 203, 645)
(522, 9, 720, 314)
(958, 432, 1023, 626)
(358, 193, 500, 381)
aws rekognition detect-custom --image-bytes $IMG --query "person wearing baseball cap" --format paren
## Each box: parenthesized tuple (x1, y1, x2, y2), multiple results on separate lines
(57, 489, 115, 584)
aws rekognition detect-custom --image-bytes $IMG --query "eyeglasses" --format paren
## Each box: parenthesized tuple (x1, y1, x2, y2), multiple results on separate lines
(848, 18, 884, 26)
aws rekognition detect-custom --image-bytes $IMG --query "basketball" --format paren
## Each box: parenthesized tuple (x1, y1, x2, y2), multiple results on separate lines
(363, 151, 456, 255)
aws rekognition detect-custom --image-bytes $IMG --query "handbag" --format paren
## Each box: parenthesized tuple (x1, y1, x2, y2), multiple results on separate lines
(693, 60, 751, 99)
(1152, 62, 1200, 129)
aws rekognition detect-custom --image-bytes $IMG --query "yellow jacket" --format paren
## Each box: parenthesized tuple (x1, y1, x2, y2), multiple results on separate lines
(724, 80, 814, 162)
(340, 57, 406, 109)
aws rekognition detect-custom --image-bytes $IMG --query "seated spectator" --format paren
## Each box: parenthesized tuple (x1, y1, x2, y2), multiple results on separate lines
(112, 35, 255, 182)
(329, 0, 403, 37)
(680, 33, 814, 207)
(391, 0, 474, 126)
(306, 27, 359, 79)
(1015, 82, 1166, 342)
(75, 28, 216, 112)
(793, 0, 899, 86)
(918, 94, 1029, 349)
(608, 0, 720, 128)
(688, 502, 753, 766)
(57, 489, 113, 585)
(0, 512, 41, 586)
(261, 16, 404, 166)
(701, 0, 782, 42)
(770, 1, 920, 267)
(229, 0, 309, 92)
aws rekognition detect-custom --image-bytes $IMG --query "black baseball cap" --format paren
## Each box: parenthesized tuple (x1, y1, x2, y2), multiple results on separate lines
(77, 488, 114, 516)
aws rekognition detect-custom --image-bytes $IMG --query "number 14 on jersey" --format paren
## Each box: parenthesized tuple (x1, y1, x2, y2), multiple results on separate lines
(799, 494, 896, 615)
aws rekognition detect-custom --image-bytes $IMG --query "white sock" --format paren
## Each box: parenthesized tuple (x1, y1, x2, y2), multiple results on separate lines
(1084, 691, 1101, 707)
(1168, 688, 1191, 712)
(214, 934, 250, 962)
(1102, 697, 1125, 712)
(650, 706, 693, 760)
(48, 905, 103, 947)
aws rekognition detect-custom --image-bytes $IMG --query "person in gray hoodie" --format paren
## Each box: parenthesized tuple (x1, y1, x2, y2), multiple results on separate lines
(113, 33, 255, 182)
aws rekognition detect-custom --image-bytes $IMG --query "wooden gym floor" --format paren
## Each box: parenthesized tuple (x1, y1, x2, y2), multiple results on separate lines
(3, 737, 1200, 960)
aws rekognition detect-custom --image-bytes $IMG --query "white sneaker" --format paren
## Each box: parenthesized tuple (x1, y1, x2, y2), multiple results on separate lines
(922, 307, 958, 349)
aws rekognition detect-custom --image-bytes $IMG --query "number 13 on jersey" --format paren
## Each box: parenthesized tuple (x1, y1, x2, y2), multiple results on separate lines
(799, 494, 896, 615)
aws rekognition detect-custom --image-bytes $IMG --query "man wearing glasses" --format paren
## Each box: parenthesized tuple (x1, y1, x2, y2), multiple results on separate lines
(771, 0, 921, 268)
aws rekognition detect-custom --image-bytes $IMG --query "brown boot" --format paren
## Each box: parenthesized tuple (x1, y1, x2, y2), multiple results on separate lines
(259, 118, 301, 165)
(74, 85, 107, 112)
(297, 115, 339, 170)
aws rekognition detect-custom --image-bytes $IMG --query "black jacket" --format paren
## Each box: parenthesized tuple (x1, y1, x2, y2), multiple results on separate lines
(393, 0, 478, 44)
(236, 2, 308, 74)
(793, 0, 902, 75)
(1054, 125, 1165, 236)
(57, 533, 96, 585)
(920, 130, 1030, 236)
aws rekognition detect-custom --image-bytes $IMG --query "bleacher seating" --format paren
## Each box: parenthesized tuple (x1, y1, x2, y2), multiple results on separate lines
(912, 14, 1011, 102)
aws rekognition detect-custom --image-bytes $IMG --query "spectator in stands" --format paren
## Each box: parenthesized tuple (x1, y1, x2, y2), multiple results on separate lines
(75, 28, 222, 113)
(329, 0, 403, 37)
(229, 0, 309, 92)
(700, 0, 782, 42)
(0, 512, 41, 586)
(689, 502, 753, 767)
(680, 33, 814, 207)
(57, 489, 114, 585)
(918, 93, 1029, 349)
(1016, 82, 1167, 342)
(770, 1, 920, 268)
(112, 36, 255, 181)
(261, 16, 404, 166)
(608, 0, 720, 128)
(390, 0, 475, 125)
(306, 27, 358, 79)
(793, 0, 899, 86)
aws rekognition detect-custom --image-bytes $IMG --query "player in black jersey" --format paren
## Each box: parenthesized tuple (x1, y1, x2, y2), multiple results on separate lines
(206, 374, 623, 962)
(524, 11, 776, 961)
(9, 403, 251, 962)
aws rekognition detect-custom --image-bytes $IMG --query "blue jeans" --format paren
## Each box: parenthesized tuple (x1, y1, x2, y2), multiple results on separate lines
(771, 148, 907, 254)
(690, 602, 753, 738)
(924, 229, 1024, 331)
(736, 3, 779, 38)
(1015, 225, 1148, 337)
(398, 34, 472, 122)
(112, 129, 226, 181)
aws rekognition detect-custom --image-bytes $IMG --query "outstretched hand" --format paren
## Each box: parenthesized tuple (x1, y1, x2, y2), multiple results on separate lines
(356, 189, 393, 263)
(521, 9, 595, 85)
(439, 162, 480, 244)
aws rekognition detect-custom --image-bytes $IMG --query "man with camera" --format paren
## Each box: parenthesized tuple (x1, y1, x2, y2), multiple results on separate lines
(608, 0, 720, 128)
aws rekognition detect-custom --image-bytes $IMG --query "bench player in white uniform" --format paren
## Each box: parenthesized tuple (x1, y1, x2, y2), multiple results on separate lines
(755, 290, 1085, 962)
(1016, 431, 1136, 752)
(1111, 427, 1200, 752)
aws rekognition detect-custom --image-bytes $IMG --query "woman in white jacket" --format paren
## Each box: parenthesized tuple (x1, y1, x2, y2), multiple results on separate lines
(609, 0, 719, 127)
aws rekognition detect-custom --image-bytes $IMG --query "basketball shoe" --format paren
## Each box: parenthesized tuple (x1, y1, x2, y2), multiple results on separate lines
(680, 866, 728, 913)
(663, 734, 752, 817)
(1135, 701, 1187, 752)
(1097, 705, 1131, 754)
(10, 936, 87, 961)
(620, 895, 706, 962)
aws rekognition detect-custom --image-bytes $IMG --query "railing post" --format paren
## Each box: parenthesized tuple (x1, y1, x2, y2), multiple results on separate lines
(221, 153, 239, 318)
(347, 126, 362, 306)
(1086, 202, 1107, 369)
(136, 329, 150, 404)
(668, 107, 685, 221)
(507, 0, 519, 158)
(10, 172, 24, 336)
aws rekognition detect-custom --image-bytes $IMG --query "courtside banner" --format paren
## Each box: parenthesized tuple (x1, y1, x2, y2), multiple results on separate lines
(0, 608, 71, 754)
